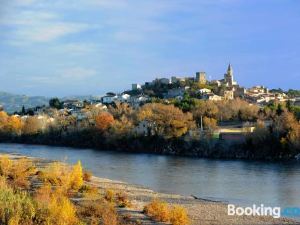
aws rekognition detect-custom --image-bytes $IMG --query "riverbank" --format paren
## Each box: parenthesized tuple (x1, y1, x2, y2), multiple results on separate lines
(1, 152, 298, 225)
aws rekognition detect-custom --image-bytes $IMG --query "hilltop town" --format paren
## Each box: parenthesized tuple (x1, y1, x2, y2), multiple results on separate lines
(2, 64, 298, 116)
(0, 64, 300, 160)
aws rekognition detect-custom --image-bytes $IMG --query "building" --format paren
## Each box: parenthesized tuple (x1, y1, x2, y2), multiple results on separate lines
(132, 83, 142, 90)
(102, 93, 118, 104)
(224, 64, 237, 87)
(223, 90, 234, 100)
(197, 88, 212, 94)
(196, 72, 207, 84)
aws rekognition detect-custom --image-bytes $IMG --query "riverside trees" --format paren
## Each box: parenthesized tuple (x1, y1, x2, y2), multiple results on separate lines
(0, 99, 299, 160)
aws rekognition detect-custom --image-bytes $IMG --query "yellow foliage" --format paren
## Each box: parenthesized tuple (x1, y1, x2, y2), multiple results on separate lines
(70, 161, 83, 190)
(143, 199, 170, 222)
(0, 156, 35, 189)
(78, 200, 117, 225)
(0, 155, 12, 177)
(104, 189, 115, 202)
(170, 205, 190, 225)
(48, 195, 79, 225)
(144, 199, 190, 224)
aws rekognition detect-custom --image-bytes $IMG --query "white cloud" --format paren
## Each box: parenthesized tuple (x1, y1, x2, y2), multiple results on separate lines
(1, 8, 91, 44)
(15, 22, 89, 42)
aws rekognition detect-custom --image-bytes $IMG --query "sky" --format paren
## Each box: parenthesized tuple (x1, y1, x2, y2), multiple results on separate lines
(0, 0, 299, 97)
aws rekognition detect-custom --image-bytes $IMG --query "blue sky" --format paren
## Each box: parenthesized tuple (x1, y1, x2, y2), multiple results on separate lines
(0, 0, 299, 97)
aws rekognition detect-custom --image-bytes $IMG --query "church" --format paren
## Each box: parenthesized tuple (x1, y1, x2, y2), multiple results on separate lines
(212, 64, 246, 99)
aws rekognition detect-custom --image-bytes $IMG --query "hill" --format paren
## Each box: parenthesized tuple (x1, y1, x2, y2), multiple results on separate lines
(0, 91, 49, 113)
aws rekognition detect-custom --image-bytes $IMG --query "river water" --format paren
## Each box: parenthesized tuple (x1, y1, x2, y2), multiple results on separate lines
(0, 143, 300, 209)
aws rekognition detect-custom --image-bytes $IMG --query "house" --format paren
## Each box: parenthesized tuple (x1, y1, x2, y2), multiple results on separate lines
(223, 90, 234, 100)
(129, 95, 149, 107)
(203, 93, 223, 101)
(118, 94, 131, 103)
(63, 100, 84, 110)
(102, 93, 118, 104)
(197, 88, 211, 94)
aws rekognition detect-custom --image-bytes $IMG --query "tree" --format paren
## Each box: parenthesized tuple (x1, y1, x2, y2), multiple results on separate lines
(136, 103, 195, 138)
(192, 100, 218, 127)
(22, 117, 41, 135)
(95, 112, 114, 132)
(21, 106, 26, 115)
(49, 98, 62, 109)
(203, 117, 218, 131)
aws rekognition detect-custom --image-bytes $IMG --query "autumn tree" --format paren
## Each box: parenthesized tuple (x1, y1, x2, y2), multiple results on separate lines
(192, 100, 218, 128)
(203, 117, 218, 131)
(95, 112, 114, 132)
(136, 103, 195, 139)
(5, 116, 23, 135)
(22, 116, 42, 135)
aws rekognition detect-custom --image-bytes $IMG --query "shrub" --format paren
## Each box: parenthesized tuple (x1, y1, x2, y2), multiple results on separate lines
(34, 183, 52, 204)
(79, 185, 99, 198)
(40, 161, 84, 192)
(78, 200, 118, 225)
(0, 155, 12, 177)
(47, 195, 79, 225)
(143, 199, 170, 222)
(116, 192, 131, 208)
(0, 156, 36, 189)
(9, 158, 36, 189)
(83, 170, 92, 182)
(40, 162, 69, 187)
(0, 186, 36, 225)
(70, 161, 83, 190)
(170, 205, 190, 225)
(104, 189, 115, 203)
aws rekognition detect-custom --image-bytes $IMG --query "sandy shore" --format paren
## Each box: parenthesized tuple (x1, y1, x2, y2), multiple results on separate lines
(1, 153, 299, 225)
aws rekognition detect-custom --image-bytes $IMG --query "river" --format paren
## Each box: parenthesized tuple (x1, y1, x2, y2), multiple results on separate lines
(0, 143, 300, 209)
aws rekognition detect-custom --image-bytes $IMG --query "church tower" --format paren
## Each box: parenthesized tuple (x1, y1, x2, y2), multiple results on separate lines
(225, 63, 235, 86)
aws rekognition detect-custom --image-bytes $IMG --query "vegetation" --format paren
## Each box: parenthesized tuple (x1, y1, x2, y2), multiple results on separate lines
(0, 97, 299, 160)
(0, 155, 190, 225)
(144, 199, 190, 225)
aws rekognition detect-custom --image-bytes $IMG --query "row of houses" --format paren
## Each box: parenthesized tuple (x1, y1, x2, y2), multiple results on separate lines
(245, 86, 295, 105)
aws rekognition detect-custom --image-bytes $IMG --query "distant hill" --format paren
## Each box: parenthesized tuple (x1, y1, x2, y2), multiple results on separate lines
(0, 92, 49, 113)
(0, 92, 102, 113)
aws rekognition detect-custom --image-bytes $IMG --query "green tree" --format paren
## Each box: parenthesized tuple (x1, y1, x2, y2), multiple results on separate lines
(49, 98, 62, 109)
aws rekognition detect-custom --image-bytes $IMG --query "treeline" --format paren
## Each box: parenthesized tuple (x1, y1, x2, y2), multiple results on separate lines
(0, 98, 299, 160)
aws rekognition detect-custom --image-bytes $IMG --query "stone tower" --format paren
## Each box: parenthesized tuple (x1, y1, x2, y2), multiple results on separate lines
(196, 72, 207, 85)
(224, 63, 234, 86)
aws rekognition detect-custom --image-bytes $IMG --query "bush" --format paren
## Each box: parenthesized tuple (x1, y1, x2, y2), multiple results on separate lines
(170, 205, 190, 225)
(116, 192, 132, 208)
(143, 199, 170, 222)
(78, 200, 118, 225)
(83, 170, 92, 182)
(0, 186, 36, 225)
(0, 156, 36, 189)
(79, 185, 99, 198)
(40, 161, 84, 193)
(104, 189, 115, 203)
(47, 195, 79, 225)
(70, 161, 83, 190)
